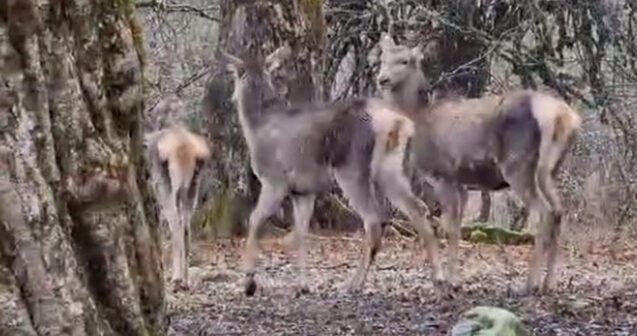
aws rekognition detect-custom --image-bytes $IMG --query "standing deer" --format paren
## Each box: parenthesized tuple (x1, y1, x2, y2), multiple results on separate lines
(220, 45, 444, 296)
(146, 123, 211, 291)
(377, 33, 581, 293)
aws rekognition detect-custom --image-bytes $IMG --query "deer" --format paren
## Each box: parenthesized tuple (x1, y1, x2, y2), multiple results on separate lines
(219, 45, 444, 296)
(376, 33, 582, 294)
(145, 123, 211, 291)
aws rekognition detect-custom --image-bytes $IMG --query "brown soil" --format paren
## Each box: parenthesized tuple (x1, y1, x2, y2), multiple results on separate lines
(166, 233, 637, 335)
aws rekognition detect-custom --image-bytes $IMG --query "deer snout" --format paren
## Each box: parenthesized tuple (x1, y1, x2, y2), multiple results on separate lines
(378, 76, 391, 87)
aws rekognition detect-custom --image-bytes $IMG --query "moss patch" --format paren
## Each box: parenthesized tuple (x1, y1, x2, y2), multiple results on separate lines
(114, 0, 146, 67)
(192, 186, 247, 239)
(461, 223, 534, 245)
(298, 0, 326, 49)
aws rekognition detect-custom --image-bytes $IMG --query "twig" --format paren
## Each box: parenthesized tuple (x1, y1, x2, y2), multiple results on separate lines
(388, 219, 417, 239)
(432, 43, 499, 88)
(330, 194, 417, 239)
(330, 194, 356, 215)
(307, 233, 362, 242)
(136, 1, 220, 22)
(377, 262, 401, 271)
(145, 65, 214, 114)
(316, 262, 350, 270)
(174, 66, 214, 95)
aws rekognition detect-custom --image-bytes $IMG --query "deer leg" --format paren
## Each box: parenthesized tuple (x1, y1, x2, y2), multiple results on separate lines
(449, 187, 468, 286)
(474, 190, 491, 223)
(291, 193, 316, 294)
(243, 182, 286, 296)
(379, 169, 444, 285)
(180, 168, 204, 288)
(501, 168, 549, 294)
(434, 181, 465, 286)
(181, 204, 193, 290)
(334, 170, 383, 293)
(536, 165, 563, 292)
(167, 190, 187, 290)
(176, 189, 193, 289)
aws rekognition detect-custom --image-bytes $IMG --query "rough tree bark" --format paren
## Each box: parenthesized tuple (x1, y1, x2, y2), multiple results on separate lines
(0, 1, 165, 335)
(200, 0, 327, 233)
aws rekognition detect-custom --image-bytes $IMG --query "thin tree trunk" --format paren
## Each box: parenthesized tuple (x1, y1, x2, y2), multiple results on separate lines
(475, 190, 492, 223)
(0, 1, 165, 335)
(200, 0, 326, 234)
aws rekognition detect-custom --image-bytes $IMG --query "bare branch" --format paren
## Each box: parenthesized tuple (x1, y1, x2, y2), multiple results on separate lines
(174, 65, 214, 95)
(136, 1, 220, 22)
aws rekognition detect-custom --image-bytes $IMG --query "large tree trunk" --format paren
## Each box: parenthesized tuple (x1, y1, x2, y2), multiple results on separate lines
(200, 0, 327, 234)
(0, 1, 165, 335)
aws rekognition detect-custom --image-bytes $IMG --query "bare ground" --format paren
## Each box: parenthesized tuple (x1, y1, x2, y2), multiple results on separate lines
(166, 232, 637, 335)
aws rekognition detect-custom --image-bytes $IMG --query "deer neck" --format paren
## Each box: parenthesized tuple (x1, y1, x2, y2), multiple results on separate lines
(389, 80, 427, 117)
(235, 92, 286, 150)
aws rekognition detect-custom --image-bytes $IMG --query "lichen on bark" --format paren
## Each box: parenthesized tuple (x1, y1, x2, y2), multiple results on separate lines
(0, 0, 166, 335)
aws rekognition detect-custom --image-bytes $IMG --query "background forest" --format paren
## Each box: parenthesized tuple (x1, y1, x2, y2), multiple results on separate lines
(139, 0, 636, 244)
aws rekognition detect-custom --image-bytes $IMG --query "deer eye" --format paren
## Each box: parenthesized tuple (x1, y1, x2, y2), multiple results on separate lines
(400, 59, 410, 66)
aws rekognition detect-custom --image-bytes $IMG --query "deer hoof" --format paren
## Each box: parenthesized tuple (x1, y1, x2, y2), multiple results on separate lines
(294, 285, 310, 298)
(346, 286, 362, 296)
(507, 281, 538, 297)
(542, 278, 558, 294)
(432, 271, 446, 287)
(170, 279, 189, 293)
(345, 281, 364, 295)
(244, 277, 257, 297)
(445, 279, 462, 292)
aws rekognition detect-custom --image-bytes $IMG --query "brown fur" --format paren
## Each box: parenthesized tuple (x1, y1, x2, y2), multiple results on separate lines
(378, 33, 582, 293)
(156, 125, 210, 167)
(386, 119, 402, 152)
(147, 123, 211, 290)
(553, 103, 581, 142)
(221, 46, 443, 295)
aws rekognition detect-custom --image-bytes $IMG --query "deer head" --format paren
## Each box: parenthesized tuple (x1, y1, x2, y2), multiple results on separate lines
(220, 45, 293, 105)
(377, 33, 433, 113)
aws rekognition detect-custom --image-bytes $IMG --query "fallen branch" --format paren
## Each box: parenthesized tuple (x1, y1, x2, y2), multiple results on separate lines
(316, 262, 350, 270)
(377, 262, 402, 271)
(331, 193, 418, 239)
(388, 219, 417, 239)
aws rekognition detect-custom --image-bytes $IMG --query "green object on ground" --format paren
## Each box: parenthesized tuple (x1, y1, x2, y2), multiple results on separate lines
(461, 223, 534, 245)
(451, 306, 526, 336)
(469, 230, 489, 243)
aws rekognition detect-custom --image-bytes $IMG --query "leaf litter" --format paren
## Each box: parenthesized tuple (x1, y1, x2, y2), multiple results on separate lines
(167, 233, 637, 335)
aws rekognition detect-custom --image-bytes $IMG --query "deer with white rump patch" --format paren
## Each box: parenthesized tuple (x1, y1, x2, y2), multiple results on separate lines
(146, 122, 211, 291)
(377, 33, 582, 293)
(220, 45, 443, 296)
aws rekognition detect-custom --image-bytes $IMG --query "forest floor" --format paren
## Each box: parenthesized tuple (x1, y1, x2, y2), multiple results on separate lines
(166, 231, 637, 336)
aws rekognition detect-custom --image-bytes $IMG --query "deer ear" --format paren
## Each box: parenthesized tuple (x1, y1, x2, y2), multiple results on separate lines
(265, 44, 292, 72)
(379, 32, 396, 51)
(411, 46, 425, 63)
(420, 40, 439, 62)
(219, 51, 245, 76)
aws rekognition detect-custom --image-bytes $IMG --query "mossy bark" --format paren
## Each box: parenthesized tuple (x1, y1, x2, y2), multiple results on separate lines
(0, 1, 165, 335)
